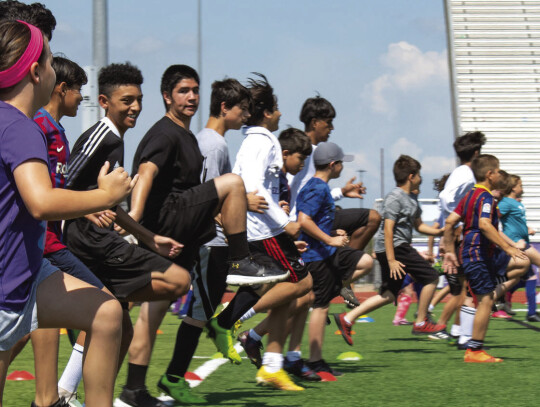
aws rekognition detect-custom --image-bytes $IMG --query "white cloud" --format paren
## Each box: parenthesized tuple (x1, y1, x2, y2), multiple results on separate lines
(363, 41, 448, 114)
(421, 156, 456, 175)
(389, 137, 423, 160)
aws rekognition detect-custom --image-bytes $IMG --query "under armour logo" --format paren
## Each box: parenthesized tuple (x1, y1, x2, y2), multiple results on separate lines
(231, 263, 239, 269)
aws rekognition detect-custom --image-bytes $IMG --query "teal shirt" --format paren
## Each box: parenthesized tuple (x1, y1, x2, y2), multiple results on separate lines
(498, 197, 529, 243)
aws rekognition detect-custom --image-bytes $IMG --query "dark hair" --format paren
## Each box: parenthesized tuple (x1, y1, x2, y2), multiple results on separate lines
(0, 20, 48, 92)
(278, 128, 312, 156)
(98, 62, 143, 97)
(454, 131, 486, 163)
(245, 72, 276, 126)
(209, 78, 251, 117)
(160, 64, 199, 109)
(393, 155, 421, 186)
(52, 56, 87, 87)
(299, 95, 336, 129)
(471, 154, 499, 182)
(0, 1, 56, 40)
(433, 173, 450, 192)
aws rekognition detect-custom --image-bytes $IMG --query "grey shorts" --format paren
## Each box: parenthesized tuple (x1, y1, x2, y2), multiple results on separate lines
(0, 258, 57, 351)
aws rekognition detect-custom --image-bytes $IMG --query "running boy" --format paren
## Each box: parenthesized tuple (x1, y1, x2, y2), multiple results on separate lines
(296, 142, 373, 374)
(443, 155, 529, 362)
(334, 155, 446, 346)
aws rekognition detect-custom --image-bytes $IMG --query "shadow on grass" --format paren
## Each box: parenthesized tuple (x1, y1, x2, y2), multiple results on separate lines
(387, 337, 425, 342)
(382, 348, 438, 353)
(331, 364, 389, 374)
(206, 388, 294, 406)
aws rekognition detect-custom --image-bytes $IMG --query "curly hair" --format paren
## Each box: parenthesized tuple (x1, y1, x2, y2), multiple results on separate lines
(98, 62, 143, 97)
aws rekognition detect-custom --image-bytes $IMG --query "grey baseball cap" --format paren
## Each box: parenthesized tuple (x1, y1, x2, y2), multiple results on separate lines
(313, 142, 354, 165)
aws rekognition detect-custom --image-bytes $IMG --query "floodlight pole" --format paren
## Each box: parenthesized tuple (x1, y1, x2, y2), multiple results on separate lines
(357, 169, 366, 208)
(197, 0, 203, 133)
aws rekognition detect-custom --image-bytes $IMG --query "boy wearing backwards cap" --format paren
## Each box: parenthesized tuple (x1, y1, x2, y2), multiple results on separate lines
(296, 142, 373, 374)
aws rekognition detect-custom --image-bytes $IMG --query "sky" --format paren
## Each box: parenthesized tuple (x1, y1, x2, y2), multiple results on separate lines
(36, 0, 457, 209)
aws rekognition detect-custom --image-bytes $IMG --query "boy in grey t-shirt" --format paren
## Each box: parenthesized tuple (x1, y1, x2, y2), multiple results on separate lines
(334, 155, 446, 345)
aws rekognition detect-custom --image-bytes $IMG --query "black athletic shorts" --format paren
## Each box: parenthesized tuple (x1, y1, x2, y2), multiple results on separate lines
(64, 218, 172, 300)
(377, 244, 439, 300)
(332, 208, 370, 236)
(157, 180, 219, 269)
(309, 247, 364, 308)
(249, 233, 309, 283)
(187, 246, 229, 321)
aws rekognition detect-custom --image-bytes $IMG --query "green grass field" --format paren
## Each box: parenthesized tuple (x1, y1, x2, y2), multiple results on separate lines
(5, 301, 540, 407)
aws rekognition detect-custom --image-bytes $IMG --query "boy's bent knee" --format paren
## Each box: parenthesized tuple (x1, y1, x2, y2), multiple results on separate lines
(165, 264, 191, 298)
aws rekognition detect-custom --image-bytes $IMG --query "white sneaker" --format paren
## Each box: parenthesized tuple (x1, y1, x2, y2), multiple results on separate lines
(428, 330, 450, 340)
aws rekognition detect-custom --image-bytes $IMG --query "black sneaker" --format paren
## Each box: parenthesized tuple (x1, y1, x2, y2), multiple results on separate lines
(237, 330, 263, 368)
(306, 359, 343, 377)
(340, 287, 360, 308)
(119, 386, 166, 407)
(284, 358, 321, 381)
(527, 314, 540, 322)
(31, 398, 69, 407)
(226, 255, 290, 286)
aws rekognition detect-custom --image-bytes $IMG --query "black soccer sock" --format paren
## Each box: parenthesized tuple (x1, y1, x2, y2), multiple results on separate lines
(217, 287, 260, 329)
(468, 339, 483, 350)
(166, 321, 203, 379)
(226, 231, 250, 260)
(125, 363, 148, 390)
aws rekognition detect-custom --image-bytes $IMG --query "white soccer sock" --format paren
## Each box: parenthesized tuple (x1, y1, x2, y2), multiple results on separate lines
(286, 350, 301, 362)
(58, 343, 84, 395)
(239, 307, 256, 322)
(262, 352, 283, 373)
(249, 328, 262, 342)
(450, 324, 461, 337)
(428, 304, 435, 313)
(459, 306, 476, 344)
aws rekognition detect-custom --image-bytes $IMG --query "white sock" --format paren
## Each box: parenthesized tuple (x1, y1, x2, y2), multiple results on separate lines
(343, 316, 352, 325)
(450, 324, 461, 337)
(428, 304, 435, 313)
(459, 306, 476, 344)
(262, 352, 283, 373)
(249, 328, 262, 342)
(58, 343, 84, 395)
(286, 350, 301, 362)
(239, 307, 256, 322)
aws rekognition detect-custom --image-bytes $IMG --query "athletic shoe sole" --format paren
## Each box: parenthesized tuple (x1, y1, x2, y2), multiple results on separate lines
(226, 271, 290, 286)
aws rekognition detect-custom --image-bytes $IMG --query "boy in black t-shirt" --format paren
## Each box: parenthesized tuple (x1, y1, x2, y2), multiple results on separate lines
(64, 63, 190, 406)
(124, 66, 286, 405)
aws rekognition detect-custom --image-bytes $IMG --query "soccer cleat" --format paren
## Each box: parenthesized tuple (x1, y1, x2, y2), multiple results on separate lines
(428, 329, 450, 340)
(226, 255, 290, 286)
(237, 330, 263, 368)
(491, 310, 511, 319)
(392, 318, 412, 326)
(464, 349, 503, 363)
(502, 302, 516, 316)
(306, 359, 343, 377)
(206, 318, 242, 364)
(31, 398, 70, 407)
(256, 367, 305, 391)
(157, 374, 206, 404)
(283, 358, 322, 382)
(118, 386, 166, 407)
(333, 312, 354, 346)
(527, 314, 540, 322)
(447, 335, 459, 346)
(411, 319, 446, 335)
(340, 287, 360, 308)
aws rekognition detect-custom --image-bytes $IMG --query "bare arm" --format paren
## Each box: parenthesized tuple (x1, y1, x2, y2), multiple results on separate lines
(14, 160, 135, 221)
(129, 161, 159, 222)
(298, 211, 348, 247)
(442, 212, 461, 274)
(479, 217, 527, 260)
(383, 218, 406, 279)
(415, 218, 444, 236)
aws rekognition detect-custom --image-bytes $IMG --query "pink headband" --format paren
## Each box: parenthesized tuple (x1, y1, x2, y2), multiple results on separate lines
(0, 20, 44, 89)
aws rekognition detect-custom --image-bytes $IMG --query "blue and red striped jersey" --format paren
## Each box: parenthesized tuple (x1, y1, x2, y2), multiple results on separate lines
(454, 184, 498, 265)
(34, 108, 69, 255)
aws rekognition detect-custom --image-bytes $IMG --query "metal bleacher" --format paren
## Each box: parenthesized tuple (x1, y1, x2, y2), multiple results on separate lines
(445, 0, 540, 240)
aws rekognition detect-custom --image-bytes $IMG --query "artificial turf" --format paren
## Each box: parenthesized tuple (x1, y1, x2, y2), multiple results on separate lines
(5, 300, 540, 406)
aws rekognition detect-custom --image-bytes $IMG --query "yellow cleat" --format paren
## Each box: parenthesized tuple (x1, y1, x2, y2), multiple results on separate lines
(464, 349, 503, 363)
(256, 367, 305, 391)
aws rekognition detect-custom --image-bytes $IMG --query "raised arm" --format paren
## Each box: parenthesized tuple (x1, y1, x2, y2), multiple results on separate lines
(129, 161, 159, 222)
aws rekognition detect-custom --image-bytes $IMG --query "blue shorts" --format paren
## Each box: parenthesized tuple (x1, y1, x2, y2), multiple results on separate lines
(463, 250, 510, 296)
(46, 248, 104, 289)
